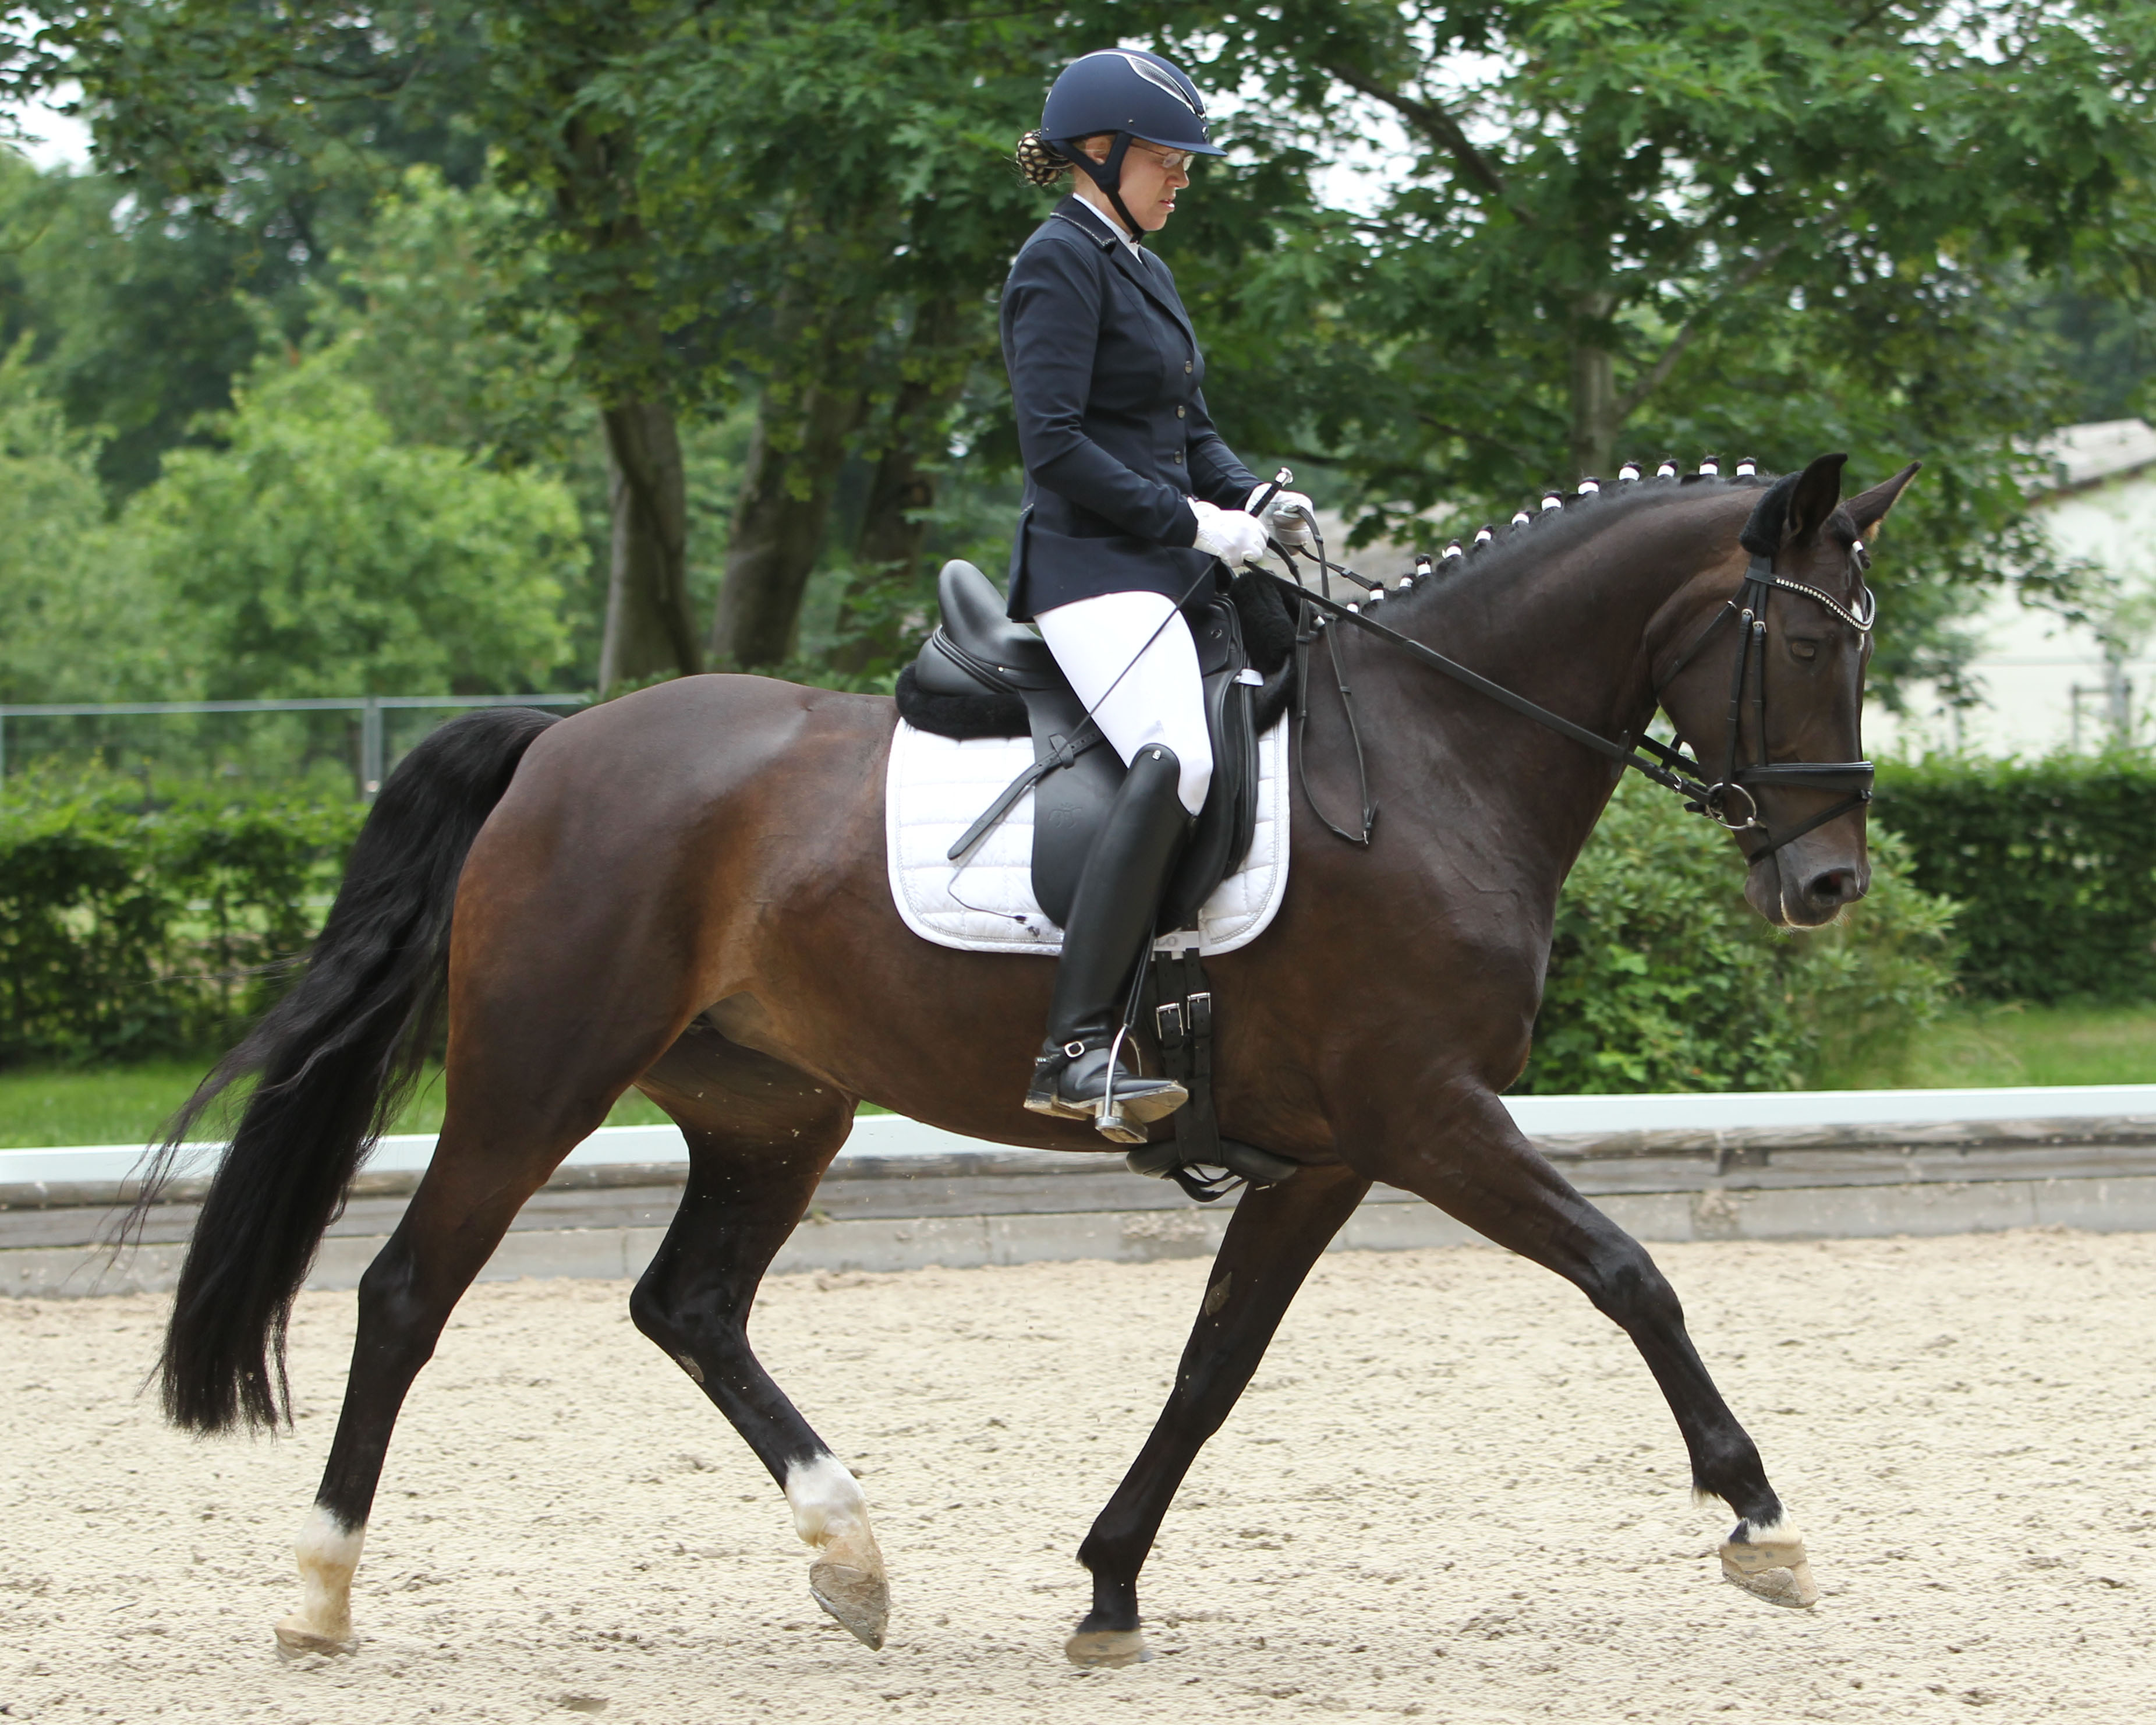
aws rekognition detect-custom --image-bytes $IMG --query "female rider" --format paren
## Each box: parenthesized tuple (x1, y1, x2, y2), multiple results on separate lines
(1006, 50, 1314, 1137)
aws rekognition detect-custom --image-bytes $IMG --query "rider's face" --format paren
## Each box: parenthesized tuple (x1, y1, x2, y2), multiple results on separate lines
(1077, 136, 1192, 234)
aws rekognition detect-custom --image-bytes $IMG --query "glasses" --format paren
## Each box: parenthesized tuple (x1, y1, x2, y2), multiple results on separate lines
(1129, 144, 1195, 173)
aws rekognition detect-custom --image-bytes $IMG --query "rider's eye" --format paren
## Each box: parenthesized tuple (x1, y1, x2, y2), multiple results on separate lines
(1789, 639, 1819, 663)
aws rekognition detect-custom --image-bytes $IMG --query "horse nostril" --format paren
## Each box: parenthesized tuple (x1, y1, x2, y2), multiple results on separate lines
(1805, 867, 1858, 904)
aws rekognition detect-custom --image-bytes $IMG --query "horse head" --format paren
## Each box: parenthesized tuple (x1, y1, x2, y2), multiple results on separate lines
(1655, 453, 1921, 929)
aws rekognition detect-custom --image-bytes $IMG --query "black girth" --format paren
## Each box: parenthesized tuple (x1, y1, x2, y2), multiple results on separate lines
(1258, 546, 1876, 862)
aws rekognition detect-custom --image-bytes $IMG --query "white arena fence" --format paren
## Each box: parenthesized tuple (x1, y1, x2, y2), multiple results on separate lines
(6, 1086, 2156, 1297)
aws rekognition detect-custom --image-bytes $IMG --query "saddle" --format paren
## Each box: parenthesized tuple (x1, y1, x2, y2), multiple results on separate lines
(895, 560, 1296, 931)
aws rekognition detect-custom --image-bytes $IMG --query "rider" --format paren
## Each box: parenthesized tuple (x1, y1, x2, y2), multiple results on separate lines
(1006, 49, 1315, 1137)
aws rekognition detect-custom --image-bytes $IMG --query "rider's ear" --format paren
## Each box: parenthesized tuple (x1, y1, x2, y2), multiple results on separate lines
(1783, 452, 1849, 548)
(1844, 461, 1923, 538)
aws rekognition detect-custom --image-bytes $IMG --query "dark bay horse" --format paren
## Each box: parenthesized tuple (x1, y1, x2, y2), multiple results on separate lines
(146, 452, 1917, 1664)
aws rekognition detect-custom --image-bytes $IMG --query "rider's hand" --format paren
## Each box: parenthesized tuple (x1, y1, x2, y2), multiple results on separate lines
(1189, 498, 1269, 568)
(1247, 483, 1318, 552)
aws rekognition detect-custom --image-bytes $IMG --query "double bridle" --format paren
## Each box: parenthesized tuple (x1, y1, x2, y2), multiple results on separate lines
(1259, 526, 1877, 863)
(1647, 546, 1877, 860)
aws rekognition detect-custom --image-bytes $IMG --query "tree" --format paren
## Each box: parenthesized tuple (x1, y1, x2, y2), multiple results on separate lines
(12, 1, 705, 689)
(127, 342, 578, 698)
(1155, 0, 2156, 693)
(0, 349, 176, 701)
(624, 1, 1056, 669)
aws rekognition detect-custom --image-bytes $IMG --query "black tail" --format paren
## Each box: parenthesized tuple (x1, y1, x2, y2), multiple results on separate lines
(142, 707, 560, 1434)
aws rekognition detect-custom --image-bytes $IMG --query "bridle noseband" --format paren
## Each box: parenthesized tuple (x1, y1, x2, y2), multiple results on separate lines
(1651, 545, 1877, 862)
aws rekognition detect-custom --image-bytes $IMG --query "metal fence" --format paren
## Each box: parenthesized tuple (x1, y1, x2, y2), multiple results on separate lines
(0, 693, 591, 800)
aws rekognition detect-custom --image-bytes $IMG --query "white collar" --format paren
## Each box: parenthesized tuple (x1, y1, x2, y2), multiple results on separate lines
(1071, 193, 1144, 256)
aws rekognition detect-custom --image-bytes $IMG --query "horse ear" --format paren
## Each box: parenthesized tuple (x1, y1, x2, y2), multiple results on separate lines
(1845, 460, 1923, 537)
(1783, 452, 1849, 547)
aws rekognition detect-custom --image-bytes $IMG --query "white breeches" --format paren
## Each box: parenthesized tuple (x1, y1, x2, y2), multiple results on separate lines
(1035, 590, 1214, 817)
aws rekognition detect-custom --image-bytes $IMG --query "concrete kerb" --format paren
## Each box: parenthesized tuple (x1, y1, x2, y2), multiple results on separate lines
(8, 1086, 2156, 1297)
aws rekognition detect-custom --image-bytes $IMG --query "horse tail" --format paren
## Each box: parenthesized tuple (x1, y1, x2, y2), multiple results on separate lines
(143, 706, 561, 1434)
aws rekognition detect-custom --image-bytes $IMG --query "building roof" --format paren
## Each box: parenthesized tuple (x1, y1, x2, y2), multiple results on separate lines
(2035, 419, 2156, 492)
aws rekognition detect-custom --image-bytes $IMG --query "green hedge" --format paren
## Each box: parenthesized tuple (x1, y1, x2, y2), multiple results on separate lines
(1520, 774, 1961, 1093)
(0, 770, 1968, 1091)
(1876, 754, 2156, 1003)
(0, 788, 362, 1064)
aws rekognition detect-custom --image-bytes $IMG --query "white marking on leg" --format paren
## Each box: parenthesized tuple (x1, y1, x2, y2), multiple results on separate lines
(784, 1452, 871, 1550)
(783, 1452, 890, 1650)
(274, 1504, 364, 1653)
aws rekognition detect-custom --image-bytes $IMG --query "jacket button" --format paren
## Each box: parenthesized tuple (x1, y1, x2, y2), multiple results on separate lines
(1176, 405, 1185, 418)
(1173, 451, 1184, 464)
(1183, 360, 1193, 373)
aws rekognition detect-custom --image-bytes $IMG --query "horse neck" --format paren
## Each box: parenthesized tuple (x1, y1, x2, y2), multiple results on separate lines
(1373, 490, 1750, 868)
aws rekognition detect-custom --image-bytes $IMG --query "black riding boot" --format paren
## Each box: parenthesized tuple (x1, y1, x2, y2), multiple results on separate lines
(1024, 744, 1192, 1141)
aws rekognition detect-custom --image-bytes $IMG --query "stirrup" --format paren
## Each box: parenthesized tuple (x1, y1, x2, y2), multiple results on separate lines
(1024, 1033, 1187, 1140)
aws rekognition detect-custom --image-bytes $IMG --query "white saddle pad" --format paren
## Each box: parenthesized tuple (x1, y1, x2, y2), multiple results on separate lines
(885, 716, 1291, 957)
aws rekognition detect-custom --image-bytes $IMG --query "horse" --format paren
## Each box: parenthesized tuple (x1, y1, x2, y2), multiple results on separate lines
(141, 450, 1918, 1666)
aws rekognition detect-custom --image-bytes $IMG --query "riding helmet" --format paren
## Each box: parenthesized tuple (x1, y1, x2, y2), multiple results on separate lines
(1040, 48, 1225, 159)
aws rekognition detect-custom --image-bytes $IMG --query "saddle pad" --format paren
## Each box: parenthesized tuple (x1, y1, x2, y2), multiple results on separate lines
(886, 715, 1291, 957)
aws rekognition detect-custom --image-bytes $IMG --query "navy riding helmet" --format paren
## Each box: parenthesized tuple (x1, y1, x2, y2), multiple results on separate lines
(1037, 49, 1224, 235)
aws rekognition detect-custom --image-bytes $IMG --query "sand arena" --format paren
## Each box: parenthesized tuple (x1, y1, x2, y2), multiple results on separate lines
(2, 1229, 2151, 1723)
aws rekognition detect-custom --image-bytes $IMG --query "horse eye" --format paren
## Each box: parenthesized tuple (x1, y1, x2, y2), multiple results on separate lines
(1789, 638, 1819, 663)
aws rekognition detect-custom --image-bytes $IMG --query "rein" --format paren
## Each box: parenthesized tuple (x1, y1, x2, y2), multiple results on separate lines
(1258, 529, 1876, 862)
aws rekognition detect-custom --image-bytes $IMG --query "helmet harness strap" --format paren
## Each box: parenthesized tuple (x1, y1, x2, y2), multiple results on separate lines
(1068, 133, 1145, 243)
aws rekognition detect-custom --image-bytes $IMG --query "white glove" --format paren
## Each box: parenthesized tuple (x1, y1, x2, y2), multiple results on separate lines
(1247, 483, 1318, 551)
(1188, 497, 1269, 567)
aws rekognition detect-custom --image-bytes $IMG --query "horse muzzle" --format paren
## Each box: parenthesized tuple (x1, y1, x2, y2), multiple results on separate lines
(1746, 833, 1871, 928)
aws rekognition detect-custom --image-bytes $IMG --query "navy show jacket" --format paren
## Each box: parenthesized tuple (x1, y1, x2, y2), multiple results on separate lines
(1000, 196, 1260, 622)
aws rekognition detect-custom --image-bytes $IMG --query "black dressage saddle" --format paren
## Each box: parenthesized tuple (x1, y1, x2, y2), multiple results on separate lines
(895, 560, 1295, 932)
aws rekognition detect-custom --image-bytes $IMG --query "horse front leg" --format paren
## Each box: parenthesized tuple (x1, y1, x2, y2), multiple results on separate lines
(1068, 1162, 1372, 1666)
(1355, 1084, 1817, 1608)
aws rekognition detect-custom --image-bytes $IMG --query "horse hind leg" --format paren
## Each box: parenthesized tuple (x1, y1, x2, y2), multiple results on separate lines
(627, 1027, 889, 1649)
(275, 1094, 612, 1655)
(272, 942, 704, 1654)
(1069, 1163, 1372, 1666)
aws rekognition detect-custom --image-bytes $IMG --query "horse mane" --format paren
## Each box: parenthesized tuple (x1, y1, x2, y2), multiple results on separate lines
(1376, 466, 1780, 611)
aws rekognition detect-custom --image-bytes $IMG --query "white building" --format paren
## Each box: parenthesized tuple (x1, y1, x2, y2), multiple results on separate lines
(1868, 419, 2156, 758)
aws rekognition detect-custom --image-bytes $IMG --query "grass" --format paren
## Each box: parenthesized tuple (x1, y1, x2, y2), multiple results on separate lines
(1821, 1001, 2156, 1090)
(3, 1003, 2153, 1148)
(0, 1060, 673, 1151)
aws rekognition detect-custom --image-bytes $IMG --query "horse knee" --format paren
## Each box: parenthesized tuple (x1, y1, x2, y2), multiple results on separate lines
(629, 1270, 746, 1364)
(628, 1272, 686, 1351)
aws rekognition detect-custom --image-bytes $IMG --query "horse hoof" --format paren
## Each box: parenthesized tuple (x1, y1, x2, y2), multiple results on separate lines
(809, 1557, 889, 1650)
(1719, 1519, 1819, 1609)
(1064, 1627, 1151, 1667)
(273, 1615, 357, 1656)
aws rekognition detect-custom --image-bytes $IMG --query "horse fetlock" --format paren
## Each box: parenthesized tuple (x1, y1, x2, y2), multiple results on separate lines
(1718, 1513, 1818, 1609)
(785, 1454, 888, 1650)
(273, 1504, 364, 1656)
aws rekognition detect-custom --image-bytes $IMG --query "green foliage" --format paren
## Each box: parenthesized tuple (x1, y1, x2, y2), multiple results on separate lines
(0, 349, 178, 701)
(1521, 774, 1960, 1093)
(1876, 754, 2156, 1003)
(126, 341, 581, 697)
(0, 784, 362, 1065)
(1169, 0, 2156, 697)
